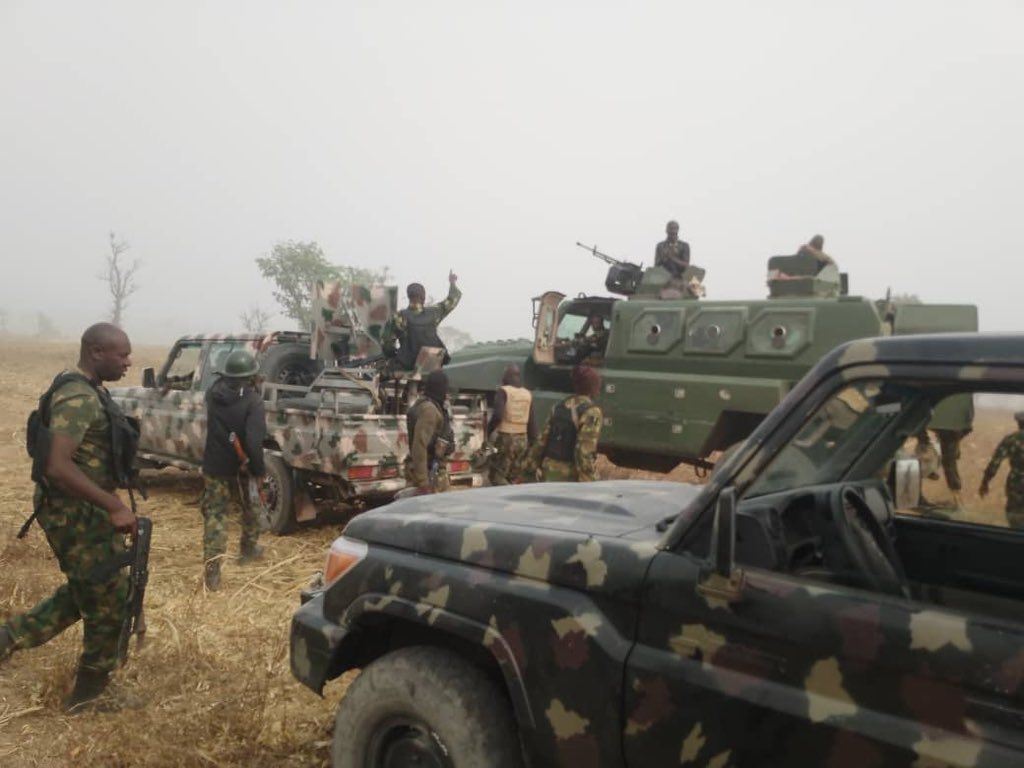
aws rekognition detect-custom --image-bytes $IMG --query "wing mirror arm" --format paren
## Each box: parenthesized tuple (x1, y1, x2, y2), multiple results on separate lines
(142, 367, 156, 388)
(697, 487, 746, 604)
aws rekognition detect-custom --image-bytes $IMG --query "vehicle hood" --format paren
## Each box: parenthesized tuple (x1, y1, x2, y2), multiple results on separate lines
(344, 480, 702, 593)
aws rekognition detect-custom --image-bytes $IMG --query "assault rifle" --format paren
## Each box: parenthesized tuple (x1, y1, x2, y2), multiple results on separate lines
(93, 515, 152, 663)
(229, 432, 270, 528)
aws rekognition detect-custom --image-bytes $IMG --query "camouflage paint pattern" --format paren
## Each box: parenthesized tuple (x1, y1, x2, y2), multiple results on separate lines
(525, 395, 602, 482)
(310, 281, 396, 361)
(292, 334, 1024, 768)
(981, 429, 1024, 528)
(489, 432, 529, 486)
(201, 474, 260, 562)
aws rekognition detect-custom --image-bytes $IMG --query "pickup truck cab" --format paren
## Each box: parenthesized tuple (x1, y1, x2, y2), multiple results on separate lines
(112, 333, 486, 532)
(292, 333, 1024, 767)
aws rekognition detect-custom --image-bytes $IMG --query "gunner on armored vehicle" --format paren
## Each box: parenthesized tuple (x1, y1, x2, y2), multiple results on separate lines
(654, 220, 691, 277)
(382, 270, 461, 371)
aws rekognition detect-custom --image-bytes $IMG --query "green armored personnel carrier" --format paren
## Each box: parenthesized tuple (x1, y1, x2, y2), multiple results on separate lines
(445, 245, 978, 472)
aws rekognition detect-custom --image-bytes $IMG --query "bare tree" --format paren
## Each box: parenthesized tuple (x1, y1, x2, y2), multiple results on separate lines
(102, 231, 140, 327)
(240, 305, 273, 334)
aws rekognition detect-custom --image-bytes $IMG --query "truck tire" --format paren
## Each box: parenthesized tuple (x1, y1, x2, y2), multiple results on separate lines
(332, 646, 523, 768)
(260, 342, 322, 387)
(261, 453, 296, 534)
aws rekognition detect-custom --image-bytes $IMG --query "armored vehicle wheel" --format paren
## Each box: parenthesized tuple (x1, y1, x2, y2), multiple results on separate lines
(332, 646, 523, 768)
(261, 453, 296, 534)
(260, 343, 322, 387)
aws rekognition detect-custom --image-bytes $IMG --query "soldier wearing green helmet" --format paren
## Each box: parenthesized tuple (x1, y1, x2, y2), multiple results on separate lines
(200, 348, 267, 590)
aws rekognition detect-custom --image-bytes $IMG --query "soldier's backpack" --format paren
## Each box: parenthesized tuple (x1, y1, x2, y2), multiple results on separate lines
(22, 371, 141, 537)
(543, 400, 598, 464)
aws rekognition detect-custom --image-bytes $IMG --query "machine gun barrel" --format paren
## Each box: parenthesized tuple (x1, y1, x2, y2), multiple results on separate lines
(576, 241, 621, 266)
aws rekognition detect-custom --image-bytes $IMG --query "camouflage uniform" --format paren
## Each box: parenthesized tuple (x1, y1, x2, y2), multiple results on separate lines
(489, 432, 529, 486)
(3, 380, 129, 672)
(382, 283, 462, 368)
(201, 476, 261, 563)
(526, 395, 603, 482)
(982, 429, 1024, 528)
(405, 398, 452, 493)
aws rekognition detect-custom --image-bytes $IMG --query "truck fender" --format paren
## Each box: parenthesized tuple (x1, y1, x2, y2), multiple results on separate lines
(340, 592, 536, 730)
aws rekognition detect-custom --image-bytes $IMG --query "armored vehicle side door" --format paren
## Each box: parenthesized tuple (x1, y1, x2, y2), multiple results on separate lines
(624, 369, 1024, 766)
(532, 291, 564, 366)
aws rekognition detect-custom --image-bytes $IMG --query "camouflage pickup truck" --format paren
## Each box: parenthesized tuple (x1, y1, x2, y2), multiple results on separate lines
(291, 333, 1024, 767)
(110, 332, 486, 532)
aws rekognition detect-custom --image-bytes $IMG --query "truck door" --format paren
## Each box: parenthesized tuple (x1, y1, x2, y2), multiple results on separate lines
(532, 291, 564, 366)
(145, 340, 207, 464)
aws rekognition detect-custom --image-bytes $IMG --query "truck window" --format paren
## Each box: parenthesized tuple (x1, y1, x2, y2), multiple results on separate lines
(162, 343, 202, 391)
(200, 341, 247, 391)
(746, 380, 920, 498)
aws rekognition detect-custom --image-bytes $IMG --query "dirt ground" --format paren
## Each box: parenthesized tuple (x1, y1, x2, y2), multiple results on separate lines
(0, 337, 1017, 766)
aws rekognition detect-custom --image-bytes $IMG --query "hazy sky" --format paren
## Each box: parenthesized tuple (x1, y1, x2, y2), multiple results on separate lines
(2, 1, 1022, 345)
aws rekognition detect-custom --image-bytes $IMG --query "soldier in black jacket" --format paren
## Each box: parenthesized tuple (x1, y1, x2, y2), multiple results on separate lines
(201, 349, 267, 591)
(382, 271, 461, 370)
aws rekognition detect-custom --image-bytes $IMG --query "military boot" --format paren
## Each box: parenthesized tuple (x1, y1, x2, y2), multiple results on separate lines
(64, 667, 112, 714)
(0, 625, 16, 664)
(204, 560, 222, 591)
(238, 544, 265, 564)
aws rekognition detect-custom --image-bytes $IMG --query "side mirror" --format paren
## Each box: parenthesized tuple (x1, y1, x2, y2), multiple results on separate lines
(698, 487, 745, 604)
(142, 367, 156, 388)
(893, 458, 922, 509)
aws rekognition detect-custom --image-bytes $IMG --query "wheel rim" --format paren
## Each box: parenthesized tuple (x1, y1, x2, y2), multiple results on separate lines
(367, 717, 453, 768)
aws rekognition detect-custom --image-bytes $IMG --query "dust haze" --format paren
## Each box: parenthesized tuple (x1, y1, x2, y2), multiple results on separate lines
(2, 1, 1022, 352)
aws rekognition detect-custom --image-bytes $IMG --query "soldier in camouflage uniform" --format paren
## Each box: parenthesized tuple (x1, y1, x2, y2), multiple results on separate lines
(486, 365, 536, 485)
(404, 371, 454, 494)
(382, 271, 461, 370)
(0, 323, 138, 712)
(524, 364, 603, 482)
(201, 349, 267, 591)
(980, 412, 1024, 528)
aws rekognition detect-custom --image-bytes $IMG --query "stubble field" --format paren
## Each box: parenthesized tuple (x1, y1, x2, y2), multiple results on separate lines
(0, 337, 1016, 766)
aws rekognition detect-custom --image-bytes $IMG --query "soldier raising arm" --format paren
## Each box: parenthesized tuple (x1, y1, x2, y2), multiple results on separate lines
(382, 271, 461, 369)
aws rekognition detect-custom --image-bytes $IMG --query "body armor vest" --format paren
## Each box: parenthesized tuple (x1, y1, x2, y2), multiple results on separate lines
(497, 386, 531, 435)
(407, 398, 454, 459)
(397, 307, 448, 370)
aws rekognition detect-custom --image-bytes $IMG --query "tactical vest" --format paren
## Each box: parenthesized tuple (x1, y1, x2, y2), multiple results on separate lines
(397, 307, 448, 369)
(407, 398, 454, 459)
(497, 386, 531, 435)
(26, 372, 140, 491)
(542, 399, 596, 464)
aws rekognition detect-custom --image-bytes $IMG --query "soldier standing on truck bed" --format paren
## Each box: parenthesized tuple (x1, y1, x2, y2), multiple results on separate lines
(487, 365, 536, 485)
(201, 349, 267, 591)
(979, 412, 1024, 529)
(654, 220, 691, 278)
(405, 371, 455, 495)
(383, 271, 461, 371)
(0, 323, 140, 713)
(524, 364, 603, 482)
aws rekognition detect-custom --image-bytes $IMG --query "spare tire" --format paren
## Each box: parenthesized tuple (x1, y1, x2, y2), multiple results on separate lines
(259, 343, 322, 387)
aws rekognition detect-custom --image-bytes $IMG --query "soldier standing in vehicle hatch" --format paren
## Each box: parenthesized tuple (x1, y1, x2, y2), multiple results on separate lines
(980, 412, 1024, 528)
(405, 371, 455, 494)
(487, 364, 536, 485)
(382, 271, 461, 370)
(524, 364, 603, 482)
(201, 349, 267, 591)
(654, 220, 691, 278)
(0, 323, 138, 713)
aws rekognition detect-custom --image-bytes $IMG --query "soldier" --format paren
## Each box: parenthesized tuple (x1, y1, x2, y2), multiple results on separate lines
(524, 364, 603, 482)
(654, 220, 691, 278)
(0, 323, 139, 712)
(797, 234, 836, 272)
(201, 349, 267, 591)
(573, 313, 610, 359)
(406, 370, 455, 494)
(486, 365, 536, 485)
(979, 412, 1024, 529)
(383, 270, 461, 370)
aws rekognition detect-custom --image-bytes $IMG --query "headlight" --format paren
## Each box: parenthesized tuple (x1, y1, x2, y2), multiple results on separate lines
(323, 536, 368, 586)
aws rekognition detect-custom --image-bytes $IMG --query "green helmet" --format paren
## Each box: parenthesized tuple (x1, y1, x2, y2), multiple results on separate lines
(220, 349, 259, 378)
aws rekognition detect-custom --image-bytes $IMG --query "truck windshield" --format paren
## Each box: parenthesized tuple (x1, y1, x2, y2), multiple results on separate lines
(746, 380, 923, 498)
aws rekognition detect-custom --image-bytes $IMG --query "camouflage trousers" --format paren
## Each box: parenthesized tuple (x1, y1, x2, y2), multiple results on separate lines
(202, 475, 260, 563)
(539, 457, 595, 482)
(1006, 486, 1024, 530)
(3, 496, 129, 673)
(489, 433, 529, 486)
(403, 461, 451, 493)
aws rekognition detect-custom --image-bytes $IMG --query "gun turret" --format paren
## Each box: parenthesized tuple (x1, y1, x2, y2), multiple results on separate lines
(576, 241, 644, 296)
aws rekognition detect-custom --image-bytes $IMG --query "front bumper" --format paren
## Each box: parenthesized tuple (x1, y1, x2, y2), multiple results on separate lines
(289, 588, 348, 694)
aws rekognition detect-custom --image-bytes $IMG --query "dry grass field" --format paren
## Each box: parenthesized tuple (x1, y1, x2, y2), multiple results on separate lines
(0, 337, 1017, 766)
